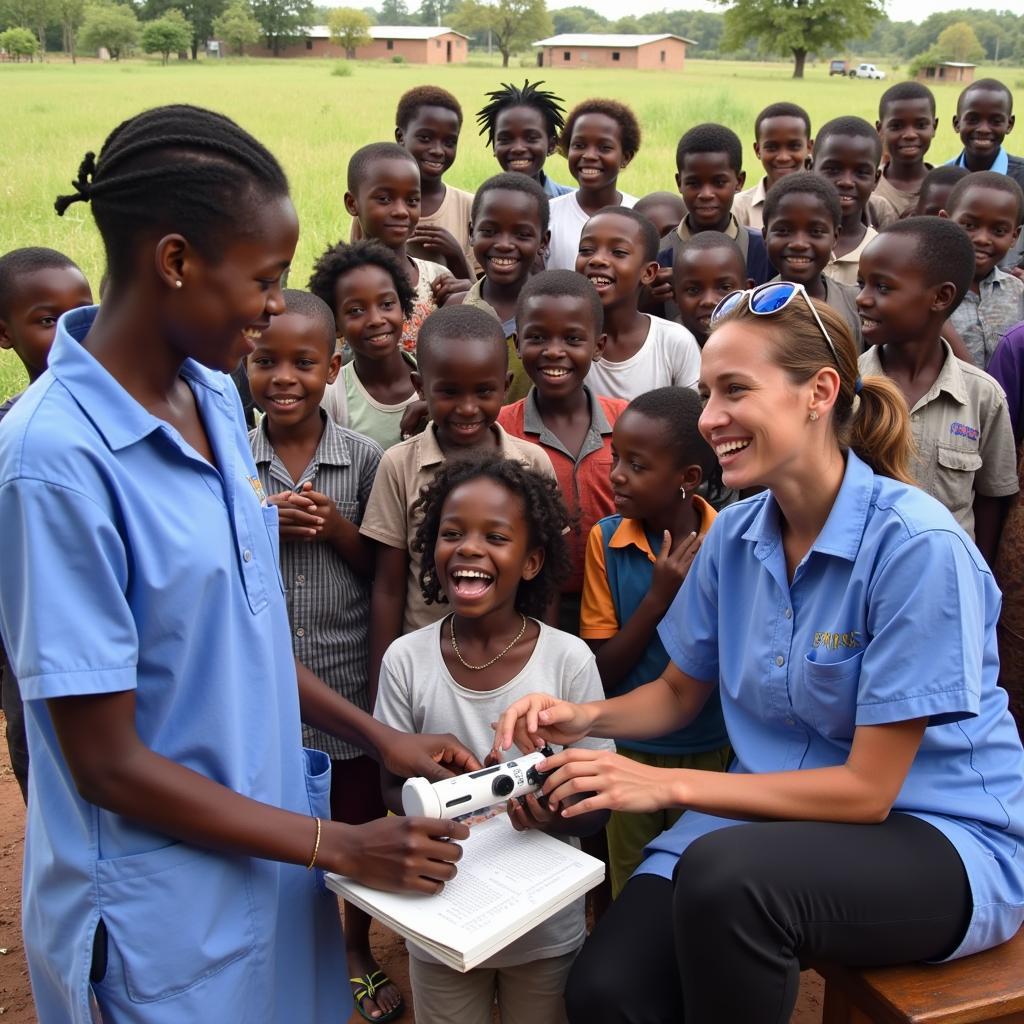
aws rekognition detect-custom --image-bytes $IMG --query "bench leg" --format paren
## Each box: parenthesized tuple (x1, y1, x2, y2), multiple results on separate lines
(821, 983, 874, 1024)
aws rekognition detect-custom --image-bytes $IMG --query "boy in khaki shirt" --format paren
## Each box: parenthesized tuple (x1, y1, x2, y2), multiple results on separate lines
(857, 217, 1017, 563)
(360, 305, 554, 692)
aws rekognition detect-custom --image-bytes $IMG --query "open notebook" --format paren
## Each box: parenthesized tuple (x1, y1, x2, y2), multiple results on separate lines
(326, 810, 604, 972)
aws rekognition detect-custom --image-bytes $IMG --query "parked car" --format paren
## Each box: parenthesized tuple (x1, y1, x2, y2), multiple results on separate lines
(829, 59, 850, 76)
(851, 63, 886, 79)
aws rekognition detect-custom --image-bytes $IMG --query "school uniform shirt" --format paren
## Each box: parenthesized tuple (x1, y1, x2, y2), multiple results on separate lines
(460, 278, 531, 405)
(637, 448, 1024, 962)
(374, 619, 615, 967)
(498, 387, 627, 592)
(659, 214, 775, 297)
(868, 163, 933, 229)
(321, 352, 419, 450)
(250, 414, 382, 759)
(824, 225, 878, 288)
(585, 314, 701, 403)
(580, 498, 728, 756)
(359, 422, 555, 635)
(545, 189, 638, 271)
(859, 341, 1018, 537)
(732, 176, 767, 231)
(988, 322, 1024, 442)
(0, 307, 350, 1024)
(949, 266, 1024, 371)
(350, 186, 476, 276)
(947, 148, 1024, 272)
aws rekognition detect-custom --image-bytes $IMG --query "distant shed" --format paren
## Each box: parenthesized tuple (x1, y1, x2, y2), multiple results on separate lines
(532, 33, 694, 71)
(253, 25, 469, 62)
(915, 61, 976, 84)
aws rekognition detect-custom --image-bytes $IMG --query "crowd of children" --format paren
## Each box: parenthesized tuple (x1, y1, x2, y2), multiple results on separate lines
(2, 72, 1024, 1024)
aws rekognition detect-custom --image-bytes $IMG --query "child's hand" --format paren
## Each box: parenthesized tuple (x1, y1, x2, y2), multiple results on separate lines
(649, 530, 701, 609)
(269, 491, 322, 540)
(297, 482, 346, 544)
(507, 792, 557, 832)
(409, 224, 465, 265)
(432, 274, 471, 305)
(399, 399, 428, 440)
(647, 266, 675, 305)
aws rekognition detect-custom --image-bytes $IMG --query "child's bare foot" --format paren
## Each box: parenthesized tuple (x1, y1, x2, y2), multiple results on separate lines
(348, 947, 404, 1021)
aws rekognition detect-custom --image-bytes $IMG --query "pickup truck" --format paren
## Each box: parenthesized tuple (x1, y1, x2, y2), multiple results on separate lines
(850, 63, 886, 79)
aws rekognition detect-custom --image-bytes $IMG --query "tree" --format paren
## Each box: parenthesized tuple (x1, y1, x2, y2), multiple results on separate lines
(250, 0, 312, 54)
(78, 1, 140, 56)
(0, 24, 39, 57)
(141, 5, 190, 59)
(326, 4, 369, 56)
(452, 0, 550, 66)
(714, 0, 885, 78)
(417, 0, 453, 27)
(550, 5, 606, 34)
(934, 21, 984, 64)
(378, 0, 408, 24)
(211, 0, 258, 52)
(26, 0, 57, 59)
(57, 0, 85, 60)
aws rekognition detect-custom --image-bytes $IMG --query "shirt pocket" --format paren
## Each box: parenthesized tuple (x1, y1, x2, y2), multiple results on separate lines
(95, 842, 256, 1004)
(934, 445, 982, 519)
(797, 650, 864, 741)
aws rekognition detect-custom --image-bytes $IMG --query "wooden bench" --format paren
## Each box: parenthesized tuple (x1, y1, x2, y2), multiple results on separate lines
(816, 928, 1024, 1024)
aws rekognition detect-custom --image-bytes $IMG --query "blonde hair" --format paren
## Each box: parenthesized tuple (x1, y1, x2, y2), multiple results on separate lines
(715, 298, 916, 484)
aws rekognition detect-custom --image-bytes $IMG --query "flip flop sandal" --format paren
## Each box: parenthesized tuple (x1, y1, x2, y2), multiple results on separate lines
(350, 970, 405, 1023)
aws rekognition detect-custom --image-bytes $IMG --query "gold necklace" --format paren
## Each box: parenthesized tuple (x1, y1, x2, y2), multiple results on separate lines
(449, 613, 528, 671)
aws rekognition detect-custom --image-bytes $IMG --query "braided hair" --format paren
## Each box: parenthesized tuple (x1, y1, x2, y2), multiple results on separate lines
(55, 104, 289, 284)
(476, 80, 566, 148)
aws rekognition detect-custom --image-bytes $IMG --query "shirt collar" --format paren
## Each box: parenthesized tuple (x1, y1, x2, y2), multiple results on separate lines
(979, 264, 1011, 295)
(677, 213, 740, 243)
(742, 449, 873, 563)
(860, 340, 967, 409)
(951, 147, 1010, 175)
(751, 177, 768, 206)
(609, 495, 717, 562)
(48, 306, 228, 453)
(415, 422, 516, 470)
(522, 386, 613, 436)
(251, 411, 352, 469)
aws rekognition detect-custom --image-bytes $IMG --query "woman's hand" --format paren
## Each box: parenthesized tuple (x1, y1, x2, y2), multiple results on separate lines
(378, 727, 483, 782)
(491, 694, 599, 756)
(325, 816, 470, 894)
(538, 748, 682, 817)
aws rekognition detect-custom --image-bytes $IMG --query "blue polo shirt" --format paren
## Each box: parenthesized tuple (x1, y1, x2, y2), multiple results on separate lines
(0, 307, 350, 1023)
(637, 450, 1024, 961)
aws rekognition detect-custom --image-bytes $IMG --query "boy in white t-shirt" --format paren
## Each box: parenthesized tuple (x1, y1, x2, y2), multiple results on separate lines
(580, 207, 701, 402)
(546, 99, 641, 271)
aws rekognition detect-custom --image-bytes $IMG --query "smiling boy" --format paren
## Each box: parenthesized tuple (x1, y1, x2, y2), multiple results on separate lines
(857, 218, 1018, 562)
(359, 305, 554, 689)
(943, 171, 1024, 369)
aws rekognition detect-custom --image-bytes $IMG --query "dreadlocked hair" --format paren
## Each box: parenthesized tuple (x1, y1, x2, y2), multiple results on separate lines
(412, 454, 573, 618)
(476, 80, 567, 147)
(54, 104, 288, 285)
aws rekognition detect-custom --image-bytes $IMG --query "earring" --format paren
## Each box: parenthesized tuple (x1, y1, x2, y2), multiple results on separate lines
(679, 486, 686, 499)
(809, 410, 819, 421)
(174, 280, 183, 289)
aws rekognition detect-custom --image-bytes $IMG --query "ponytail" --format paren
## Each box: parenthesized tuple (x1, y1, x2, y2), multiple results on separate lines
(845, 374, 916, 485)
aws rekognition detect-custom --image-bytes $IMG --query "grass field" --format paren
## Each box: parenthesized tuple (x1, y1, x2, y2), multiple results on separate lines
(1, 54, 1022, 399)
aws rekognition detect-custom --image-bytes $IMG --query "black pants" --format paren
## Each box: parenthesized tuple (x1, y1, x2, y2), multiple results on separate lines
(566, 814, 971, 1024)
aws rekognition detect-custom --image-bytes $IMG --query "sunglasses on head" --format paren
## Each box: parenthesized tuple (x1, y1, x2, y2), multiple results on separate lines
(710, 281, 841, 368)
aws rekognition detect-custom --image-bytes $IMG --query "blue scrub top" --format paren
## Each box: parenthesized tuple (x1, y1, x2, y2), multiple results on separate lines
(637, 450, 1024, 961)
(0, 308, 350, 1023)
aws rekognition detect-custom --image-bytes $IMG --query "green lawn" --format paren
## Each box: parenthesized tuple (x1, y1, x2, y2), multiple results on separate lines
(1, 54, 1021, 400)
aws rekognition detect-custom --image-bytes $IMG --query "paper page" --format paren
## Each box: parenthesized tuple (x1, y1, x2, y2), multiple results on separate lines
(326, 813, 603, 968)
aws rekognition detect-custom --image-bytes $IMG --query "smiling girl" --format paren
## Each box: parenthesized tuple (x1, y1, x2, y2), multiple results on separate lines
(374, 454, 613, 1024)
(494, 285, 1024, 1024)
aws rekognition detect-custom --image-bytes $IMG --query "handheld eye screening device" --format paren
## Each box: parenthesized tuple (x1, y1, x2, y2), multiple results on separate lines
(401, 747, 555, 819)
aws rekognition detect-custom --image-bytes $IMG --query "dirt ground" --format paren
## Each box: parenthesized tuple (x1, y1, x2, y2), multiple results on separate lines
(0, 724, 824, 1023)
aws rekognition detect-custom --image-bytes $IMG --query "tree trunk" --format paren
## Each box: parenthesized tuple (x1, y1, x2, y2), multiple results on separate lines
(500, 46, 509, 66)
(272, 35, 280, 55)
(346, 45, 355, 58)
(792, 47, 806, 78)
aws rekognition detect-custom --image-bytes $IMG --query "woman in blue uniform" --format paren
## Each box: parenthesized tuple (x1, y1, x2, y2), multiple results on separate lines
(494, 280, 1024, 1023)
(0, 105, 478, 1024)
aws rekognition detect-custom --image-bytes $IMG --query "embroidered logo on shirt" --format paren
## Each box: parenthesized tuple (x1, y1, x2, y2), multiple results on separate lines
(949, 421, 980, 441)
(247, 476, 268, 506)
(812, 631, 862, 650)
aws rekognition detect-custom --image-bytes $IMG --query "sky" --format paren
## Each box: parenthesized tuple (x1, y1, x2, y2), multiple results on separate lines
(543, 0, 1024, 25)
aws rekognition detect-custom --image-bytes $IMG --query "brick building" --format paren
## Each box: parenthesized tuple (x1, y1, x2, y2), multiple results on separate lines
(532, 33, 694, 71)
(252, 25, 469, 62)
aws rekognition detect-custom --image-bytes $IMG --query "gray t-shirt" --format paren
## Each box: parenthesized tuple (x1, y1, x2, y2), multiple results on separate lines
(374, 618, 615, 967)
